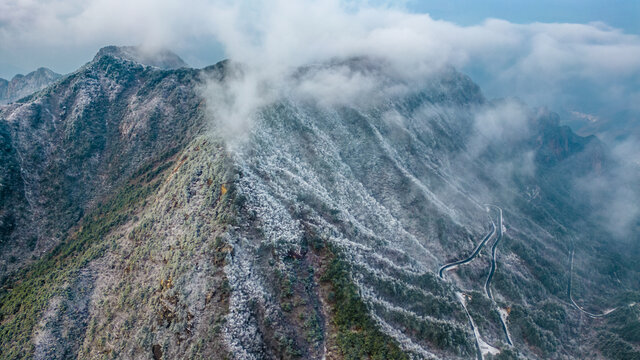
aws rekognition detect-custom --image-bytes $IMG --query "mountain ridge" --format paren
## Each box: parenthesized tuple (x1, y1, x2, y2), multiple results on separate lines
(0, 46, 638, 359)
(93, 45, 189, 70)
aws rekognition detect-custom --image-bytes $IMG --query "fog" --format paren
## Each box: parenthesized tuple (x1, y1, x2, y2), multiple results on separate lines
(197, 0, 640, 239)
(2, 0, 640, 122)
(575, 137, 640, 238)
(2, 0, 638, 238)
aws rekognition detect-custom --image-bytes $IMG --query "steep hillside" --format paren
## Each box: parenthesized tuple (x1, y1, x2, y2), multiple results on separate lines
(0, 49, 204, 276)
(1, 47, 639, 359)
(219, 65, 640, 359)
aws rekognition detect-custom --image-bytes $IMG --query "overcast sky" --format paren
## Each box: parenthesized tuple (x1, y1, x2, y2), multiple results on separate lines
(1, 0, 639, 130)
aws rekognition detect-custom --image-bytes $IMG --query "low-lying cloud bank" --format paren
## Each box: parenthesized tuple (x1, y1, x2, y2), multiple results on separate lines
(204, 1, 640, 241)
(202, 0, 640, 116)
(576, 138, 640, 238)
(2, 1, 640, 112)
(2, 0, 638, 238)
(192, 1, 638, 137)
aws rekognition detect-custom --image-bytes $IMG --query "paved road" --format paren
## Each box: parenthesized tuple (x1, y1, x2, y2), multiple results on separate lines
(439, 221, 496, 279)
(484, 206, 503, 300)
(482, 206, 513, 346)
(568, 249, 619, 318)
(439, 206, 513, 352)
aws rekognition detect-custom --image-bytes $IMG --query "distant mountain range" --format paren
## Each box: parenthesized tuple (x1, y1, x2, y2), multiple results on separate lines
(0, 67, 62, 105)
(0, 46, 638, 360)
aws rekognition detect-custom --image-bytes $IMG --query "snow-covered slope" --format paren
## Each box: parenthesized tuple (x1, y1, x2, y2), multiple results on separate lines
(1, 50, 639, 359)
(218, 60, 639, 359)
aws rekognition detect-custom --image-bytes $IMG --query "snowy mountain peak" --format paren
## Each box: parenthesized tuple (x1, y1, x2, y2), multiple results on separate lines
(94, 45, 188, 70)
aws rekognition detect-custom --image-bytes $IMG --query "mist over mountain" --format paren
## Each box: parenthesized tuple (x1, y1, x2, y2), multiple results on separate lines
(0, 43, 638, 360)
(0, 2, 639, 360)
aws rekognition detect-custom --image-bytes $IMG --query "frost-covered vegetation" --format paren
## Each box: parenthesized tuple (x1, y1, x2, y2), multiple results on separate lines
(0, 47, 639, 359)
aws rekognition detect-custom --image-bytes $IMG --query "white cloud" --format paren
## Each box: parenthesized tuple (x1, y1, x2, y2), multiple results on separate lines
(574, 137, 640, 237)
(472, 100, 530, 146)
(1, 0, 639, 135)
(2, 0, 638, 237)
(2, 1, 640, 79)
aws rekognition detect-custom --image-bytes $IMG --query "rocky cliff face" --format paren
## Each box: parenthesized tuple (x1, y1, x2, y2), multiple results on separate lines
(0, 46, 638, 359)
(0, 68, 62, 105)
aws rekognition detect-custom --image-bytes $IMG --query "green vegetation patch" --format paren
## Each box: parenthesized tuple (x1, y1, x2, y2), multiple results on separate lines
(373, 303, 471, 356)
(509, 240, 565, 297)
(607, 300, 640, 344)
(466, 291, 502, 332)
(598, 331, 640, 360)
(0, 152, 174, 359)
(508, 304, 558, 356)
(319, 245, 409, 360)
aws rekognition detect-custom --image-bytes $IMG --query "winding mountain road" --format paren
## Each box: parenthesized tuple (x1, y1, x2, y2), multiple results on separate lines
(482, 205, 513, 346)
(568, 249, 620, 318)
(439, 205, 513, 352)
(438, 221, 496, 279)
(438, 207, 512, 358)
(438, 209, 496, 360)
(484, 205, 502, 300)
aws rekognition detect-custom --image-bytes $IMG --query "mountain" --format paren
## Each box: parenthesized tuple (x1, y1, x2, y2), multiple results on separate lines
(0, 67, 62, 105)
(0, 46, 638, 359)
(94, 46, 189, 70)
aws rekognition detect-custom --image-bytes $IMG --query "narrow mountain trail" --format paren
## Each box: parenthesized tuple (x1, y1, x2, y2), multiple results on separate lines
(456, 292, 498, 360)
